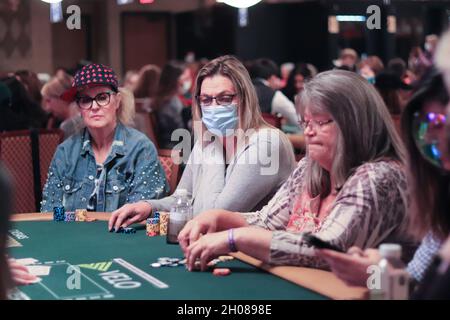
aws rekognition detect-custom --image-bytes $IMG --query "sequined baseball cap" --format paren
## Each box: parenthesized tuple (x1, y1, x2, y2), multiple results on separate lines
(61, 63, 119, 102)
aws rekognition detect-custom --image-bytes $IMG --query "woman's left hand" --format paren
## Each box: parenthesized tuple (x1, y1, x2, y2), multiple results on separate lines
(185, 231, 230, 272)
(316, 247, 381, 287)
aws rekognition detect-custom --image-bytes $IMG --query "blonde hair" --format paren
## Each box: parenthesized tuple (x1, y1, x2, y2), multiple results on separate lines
(192, 55, 268, 134)
(117, 87, 135, 126)
(41, 74, 73, 98)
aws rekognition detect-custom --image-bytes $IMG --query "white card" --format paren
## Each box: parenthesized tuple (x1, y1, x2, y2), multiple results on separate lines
(26, 266, 51, 277)
(15, 258, 39, 266)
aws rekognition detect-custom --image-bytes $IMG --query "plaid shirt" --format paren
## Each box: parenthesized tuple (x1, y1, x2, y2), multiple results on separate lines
(407, 232, 443, 281)
(241, 157, 413, 269)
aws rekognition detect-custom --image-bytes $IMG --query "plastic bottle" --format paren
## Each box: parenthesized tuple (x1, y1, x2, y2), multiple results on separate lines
(377, 244, 410, 300)
(167, 189, 192, 244)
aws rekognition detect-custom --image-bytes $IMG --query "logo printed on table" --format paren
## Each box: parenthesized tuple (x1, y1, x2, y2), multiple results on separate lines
(78, 261, 113, 272)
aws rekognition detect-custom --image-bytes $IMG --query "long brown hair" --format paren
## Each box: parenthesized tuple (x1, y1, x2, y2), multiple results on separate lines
(401, 70, 450, 240)
(133, 64, 161, 99)
(153, 61, 185, 111)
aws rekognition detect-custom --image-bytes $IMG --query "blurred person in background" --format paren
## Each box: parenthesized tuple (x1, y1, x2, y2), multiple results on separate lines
(282, 63, 313, 103)
(41, 72, 83, 139)
(0, 76, 47, 130)
(123, 69, 140, 92)
(153, 61, 191, 149)
(250, 58, 301, 132)
(334, 48, 359, 72)
(133, 64, 161, 112)
(374, 71, 413, 132)
(14, 70, 43, 106)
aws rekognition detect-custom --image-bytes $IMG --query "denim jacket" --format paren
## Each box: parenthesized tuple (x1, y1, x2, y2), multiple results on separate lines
(41, 122, 169, 212)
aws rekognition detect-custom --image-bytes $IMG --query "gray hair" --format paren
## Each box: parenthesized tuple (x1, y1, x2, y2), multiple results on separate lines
(297, 69, 407, 197)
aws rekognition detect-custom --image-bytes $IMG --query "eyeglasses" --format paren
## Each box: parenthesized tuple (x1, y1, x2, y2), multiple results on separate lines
(76, 91, 116, 110)
(413, 111, 449, 170)
(196, 94, 237, 106)
(299, 118, 334, 131)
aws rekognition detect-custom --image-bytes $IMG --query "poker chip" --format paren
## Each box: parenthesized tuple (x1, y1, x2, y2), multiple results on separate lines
(65, 211, 76, 222)
(110, 227, 136, 234)
(75, 209, 88, 222)
(53, 207, 65, 222)
(218, 255, 234, 262)
(207, 259, 221, 267)
(213, 268, 231, 276)
(152, 257, 184, 268)
(146, 217, 160, 237)
(158, 257, 171, 262)
(159, 212, 169, 236)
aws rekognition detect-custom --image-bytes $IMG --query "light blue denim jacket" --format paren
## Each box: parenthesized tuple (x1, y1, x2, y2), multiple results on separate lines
(40, 122, 169, 212)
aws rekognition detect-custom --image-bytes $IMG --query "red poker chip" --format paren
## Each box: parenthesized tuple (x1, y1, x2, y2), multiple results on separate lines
(213, 268, 231, 276)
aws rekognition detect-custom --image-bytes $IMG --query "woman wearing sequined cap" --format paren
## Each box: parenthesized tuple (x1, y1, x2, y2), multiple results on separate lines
(40, 63, 169, 214)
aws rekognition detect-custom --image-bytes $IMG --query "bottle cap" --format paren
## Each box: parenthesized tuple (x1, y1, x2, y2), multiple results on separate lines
(379, 243, 402, 259)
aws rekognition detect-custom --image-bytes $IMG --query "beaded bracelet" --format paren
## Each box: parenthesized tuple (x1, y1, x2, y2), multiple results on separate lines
(228, 228, 238, 252)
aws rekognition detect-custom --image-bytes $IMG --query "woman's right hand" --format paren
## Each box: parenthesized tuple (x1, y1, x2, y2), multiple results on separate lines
(178, 209, 225, 253)
(108, 201, 152, 231)
(8, 259, 39, 285)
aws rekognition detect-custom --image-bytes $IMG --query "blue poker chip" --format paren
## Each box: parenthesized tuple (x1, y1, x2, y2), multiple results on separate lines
(53, 206, 65, 222)
(110, 227, 136, 234)
(123, 227, 136, 234)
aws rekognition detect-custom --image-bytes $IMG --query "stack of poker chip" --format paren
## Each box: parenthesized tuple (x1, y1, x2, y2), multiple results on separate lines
(53, 207, 65, 222)
(146, 214, 160, 237)
(65, 211, 76, 222)
(159, 212, 169, 235)
(75, 209, 88, 222)
(110, 227, 136, 234)
(150, 257, 185, 268)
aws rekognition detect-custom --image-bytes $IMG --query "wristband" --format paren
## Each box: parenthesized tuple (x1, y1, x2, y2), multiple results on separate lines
(228, 228, 238, 252)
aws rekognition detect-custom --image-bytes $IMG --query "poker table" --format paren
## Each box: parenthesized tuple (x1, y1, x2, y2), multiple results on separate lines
(8, 213, 367, 300)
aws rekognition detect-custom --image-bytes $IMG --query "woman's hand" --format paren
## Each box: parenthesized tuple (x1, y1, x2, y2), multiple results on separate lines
(185, 231, 230, 272)
(439, 235, 450, 262)
(178, 210, 224, 253)
(316, 246, 381, 287)
(108, 201, 152, 231)
(8, 259, 39, 285)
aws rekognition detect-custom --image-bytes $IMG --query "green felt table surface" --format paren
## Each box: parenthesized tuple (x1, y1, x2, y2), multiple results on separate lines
(8, 221, 328, 300)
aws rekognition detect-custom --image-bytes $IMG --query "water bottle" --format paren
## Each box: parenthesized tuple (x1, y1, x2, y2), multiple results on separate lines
(375, 244, 409, 300)
(167, 189, 192, 244)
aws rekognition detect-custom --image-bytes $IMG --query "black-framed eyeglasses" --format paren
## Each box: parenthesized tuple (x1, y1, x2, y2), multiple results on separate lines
(196, 94, 237, 106)
(76, 91, 116, 110)
(299, 118, 334, 131)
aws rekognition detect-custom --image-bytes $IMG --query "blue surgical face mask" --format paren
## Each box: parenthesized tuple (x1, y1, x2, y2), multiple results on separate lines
(201, 104, 238, 137)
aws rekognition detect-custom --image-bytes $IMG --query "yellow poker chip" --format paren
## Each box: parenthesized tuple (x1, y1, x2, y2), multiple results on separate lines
(218, 255, 234, 262)
(75, 209, 88, 222)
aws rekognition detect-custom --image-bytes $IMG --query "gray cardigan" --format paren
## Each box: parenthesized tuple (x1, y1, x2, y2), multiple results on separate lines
(147, 128, 296, 215)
